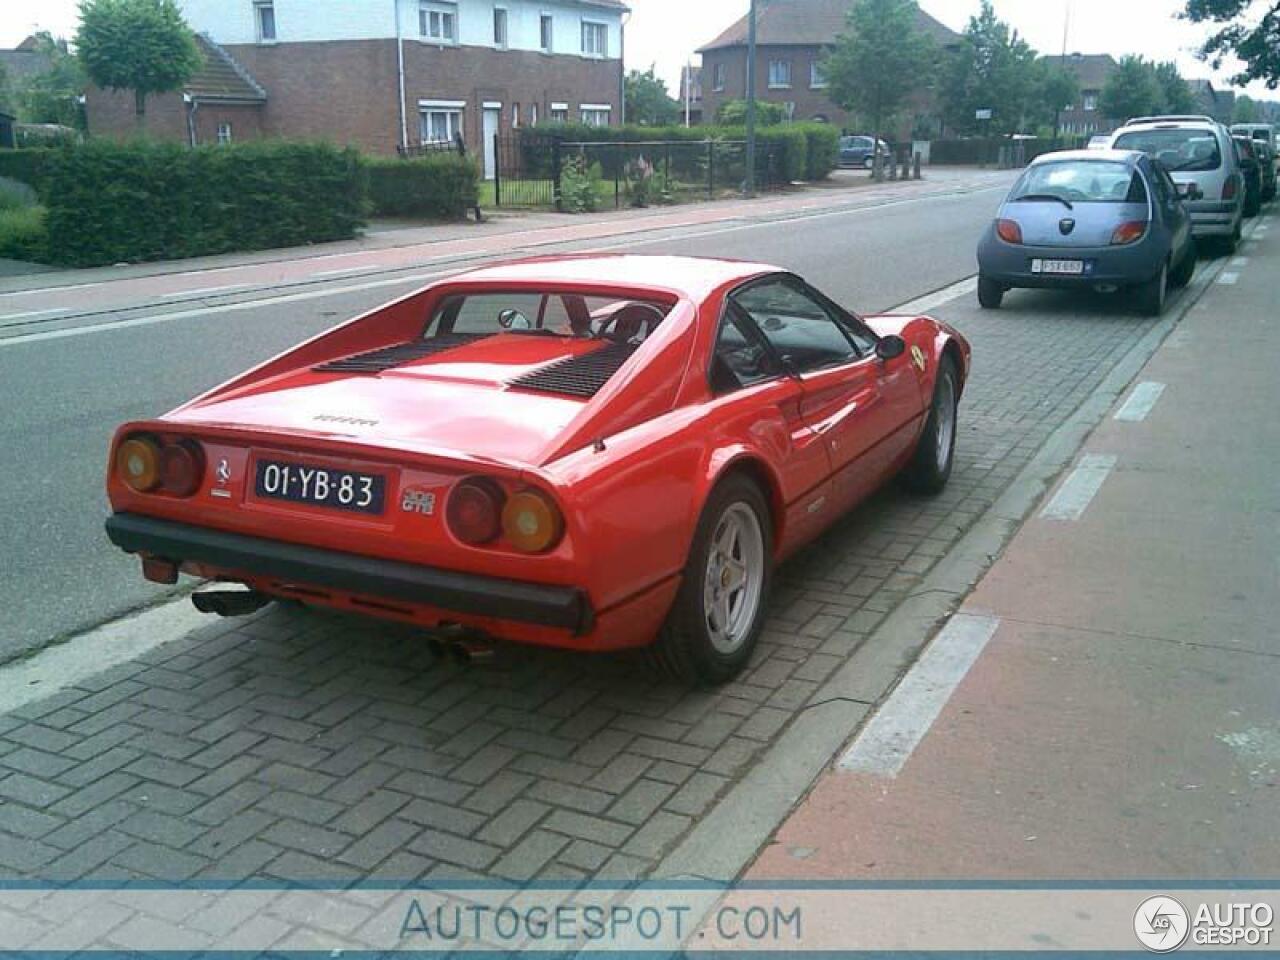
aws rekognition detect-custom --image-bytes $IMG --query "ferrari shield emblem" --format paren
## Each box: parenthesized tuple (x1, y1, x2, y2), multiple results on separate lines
(911, 345, 927, 372)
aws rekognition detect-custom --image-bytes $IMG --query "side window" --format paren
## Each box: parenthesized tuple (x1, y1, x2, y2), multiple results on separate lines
(711, 307, 782, 393)
(732, 278, 856, 373)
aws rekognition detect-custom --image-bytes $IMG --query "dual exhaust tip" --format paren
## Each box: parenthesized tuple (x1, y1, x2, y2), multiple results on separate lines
(190, 590, 497, 664)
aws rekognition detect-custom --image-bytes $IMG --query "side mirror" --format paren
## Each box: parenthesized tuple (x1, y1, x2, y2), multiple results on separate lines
(498, 309, 531, 331)
(875, 334, 907, 362)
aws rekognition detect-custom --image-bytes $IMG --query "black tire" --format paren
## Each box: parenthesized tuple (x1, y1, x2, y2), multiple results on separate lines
(977, 276, 1004, 309)
(900, 355, 959, 495)
(648, 474, 773, 686)
(1135, 261, 1168, 317)
(864, 156, 875, 170)
(1222, 220, 1242, 256)
(1169, 242, 1196, 288)
(1245, 195, 1261, 218)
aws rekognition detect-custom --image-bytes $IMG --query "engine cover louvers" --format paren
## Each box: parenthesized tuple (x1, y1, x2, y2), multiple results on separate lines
(507, 343, 639, 399)
(314, 333, 490, 374)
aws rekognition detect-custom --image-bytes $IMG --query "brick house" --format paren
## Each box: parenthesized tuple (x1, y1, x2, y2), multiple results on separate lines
(84, 0, 627, 172)
(696, 0, 960, 135)
(1042, 53, 1119, 137)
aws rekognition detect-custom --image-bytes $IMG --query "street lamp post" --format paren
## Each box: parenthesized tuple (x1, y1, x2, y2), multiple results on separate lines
(745, 0, 757, 197)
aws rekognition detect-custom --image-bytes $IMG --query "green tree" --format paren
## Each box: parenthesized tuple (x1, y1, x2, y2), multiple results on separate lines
(0, 64, 13, 115)
(1040, 65, 1080, 141)
(1099, 55, 1161, 123)
(717, 99, 786, 125)
(1233, 94, 1258, 122)
(625, 66, 680, 126)
(940, 1, 1041, 135)
(1153, 61, 1196, 113)
(76, 0, 201, 128)
(823, 0, 935, 145)
(19, 33, 88, 129)
(1183, 0, 1280, 88)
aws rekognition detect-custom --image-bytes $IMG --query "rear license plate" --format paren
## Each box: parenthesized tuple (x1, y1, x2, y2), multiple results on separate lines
(254, 459, 386, 514)
(1031, 258, 1086, 275)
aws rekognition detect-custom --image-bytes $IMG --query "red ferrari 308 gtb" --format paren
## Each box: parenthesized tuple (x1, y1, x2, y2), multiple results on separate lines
(106, 255, 970, 685)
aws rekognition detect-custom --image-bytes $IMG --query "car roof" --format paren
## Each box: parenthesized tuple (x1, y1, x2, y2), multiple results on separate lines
(446, 254, 780, 300)
(1117, 118, 1222, 133)
(1030, 148, 1144, 166)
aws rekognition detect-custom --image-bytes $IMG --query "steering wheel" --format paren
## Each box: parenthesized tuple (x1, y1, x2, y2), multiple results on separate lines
(596, 303, 666, 345)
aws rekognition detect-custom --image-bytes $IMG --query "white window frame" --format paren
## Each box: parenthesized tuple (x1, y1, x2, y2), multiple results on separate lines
(768, 60, 791, 89)
(810, 61, 827, 89)
(1083, 92, 1098, 112)
(512, 102, 520, 127)
(216, 121, 233, 144)
(254, 0, 276, 43)
(713, 62, 726, 92)
(581, 20, 608, 58)
(493, 7, 508, 48)
(550, 102, 569, 124)
(539, 13, 554, 52)
(580, 104, 611, 127)
(531, 102, 539, 125)
(420, 2, 458, 43)
(419, 99, 465, 144)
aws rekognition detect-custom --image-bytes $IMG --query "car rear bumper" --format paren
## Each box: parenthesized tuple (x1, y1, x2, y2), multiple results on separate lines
(1187, 201, 1241, 236)
(105, 512, 594, 634)
(977, 235, 1166, 288)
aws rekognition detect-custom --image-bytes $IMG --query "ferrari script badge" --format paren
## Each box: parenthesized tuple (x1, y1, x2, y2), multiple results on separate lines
(911, 346, 927, 372)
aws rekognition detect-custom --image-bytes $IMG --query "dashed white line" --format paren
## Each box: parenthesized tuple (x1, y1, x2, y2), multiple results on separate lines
(312, 265, 387, 278)
(1114, 381, 1166, 422)
(1039, 454, 1117, 521)
(838, 613, 1002, 777)
(0, 307, 70, 323)
(1231, 257, 1250, 267)
(159, 283, 250, 299)
(1219, 272, 1239, 285)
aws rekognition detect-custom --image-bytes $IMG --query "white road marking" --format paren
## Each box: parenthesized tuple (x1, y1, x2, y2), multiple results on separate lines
(1231, 257, 1250, 267)
(889, 277, 978, 316)
(1039, 454, 1117, 521)
(313, 265, 387, 277)
(1219, 272, 1239, 285)
(158, 283, 249, 299)
(838, 613, 1002, 777)
(0, 307, 70, 323)
(1114, 381, 1166, 422)
(0, 600, 208, 716)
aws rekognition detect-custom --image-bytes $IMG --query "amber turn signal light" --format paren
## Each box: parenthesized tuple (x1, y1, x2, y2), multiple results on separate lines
(116, 436, 162, 493)
(502, 489, 564, 554)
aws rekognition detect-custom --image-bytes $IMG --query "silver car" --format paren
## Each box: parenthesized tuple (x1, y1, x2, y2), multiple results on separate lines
(1109, 116, 1244, 252)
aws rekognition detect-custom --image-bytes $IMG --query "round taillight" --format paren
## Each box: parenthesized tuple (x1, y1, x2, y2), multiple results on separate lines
(502, 489, 564, 554)
(447, 479, 504, 545)
(160, 441, 204, 497)
(116, 436, 162, 493)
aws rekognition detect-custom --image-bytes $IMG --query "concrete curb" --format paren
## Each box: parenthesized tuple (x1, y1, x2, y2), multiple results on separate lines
(653, 232, 1241, 885)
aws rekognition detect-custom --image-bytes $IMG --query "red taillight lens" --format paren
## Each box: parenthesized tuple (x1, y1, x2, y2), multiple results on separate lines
(447, 479, 505, 545)
(1223, 177, 1238, 201)
(996, 219, 1023, 244)
(1110, 220, 1148, 245)
(159, 441, 204, 496)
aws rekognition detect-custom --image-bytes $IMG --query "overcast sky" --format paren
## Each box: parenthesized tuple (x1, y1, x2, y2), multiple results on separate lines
(2, 0, 1274, 100)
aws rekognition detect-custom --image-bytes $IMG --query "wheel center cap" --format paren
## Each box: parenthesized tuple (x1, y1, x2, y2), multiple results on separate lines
(720, 568, 731, 588)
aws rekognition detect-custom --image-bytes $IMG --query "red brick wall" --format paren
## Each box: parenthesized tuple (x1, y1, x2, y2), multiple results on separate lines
(84, 88, 191, 142)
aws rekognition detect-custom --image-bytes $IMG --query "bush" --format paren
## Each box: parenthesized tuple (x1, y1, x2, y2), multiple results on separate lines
(365, 153, 479, 219)
(560, 156, 601, 213)
(715, 100, 787, 126)
(40, 139, 365, 268)
(797, 123, 839, 180)
(0, 206, 48, 262)
(0, 149, 55, 199)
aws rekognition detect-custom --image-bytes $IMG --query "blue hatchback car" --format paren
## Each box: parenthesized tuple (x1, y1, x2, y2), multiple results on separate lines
(976, 149, 1197, 316)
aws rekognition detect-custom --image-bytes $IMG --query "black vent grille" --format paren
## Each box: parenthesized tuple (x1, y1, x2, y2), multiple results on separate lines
(507, 343, 639, 399)
(314, 333, 490, 374)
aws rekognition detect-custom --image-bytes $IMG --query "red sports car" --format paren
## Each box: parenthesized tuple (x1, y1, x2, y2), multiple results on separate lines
(106, 255, 970, 685)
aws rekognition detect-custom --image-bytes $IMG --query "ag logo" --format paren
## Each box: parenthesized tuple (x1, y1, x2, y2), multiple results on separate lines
(1134, 896, 1190, 953)
(910, 345, 927, 372)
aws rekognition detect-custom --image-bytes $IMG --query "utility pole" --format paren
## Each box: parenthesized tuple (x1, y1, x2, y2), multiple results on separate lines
(745, 0, 758, 197)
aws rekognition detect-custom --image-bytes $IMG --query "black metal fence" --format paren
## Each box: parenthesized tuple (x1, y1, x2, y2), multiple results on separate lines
(491, 136, 786, 210)
(397, 132, 469, 158)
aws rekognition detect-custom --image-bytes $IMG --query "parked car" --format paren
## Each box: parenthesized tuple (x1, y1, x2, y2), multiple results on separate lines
(840, 135, 891, 169)
(1233, 135, 1265, 217)
(976, 149, 1197, 316)
(1231, 122, 1276, 151)
(1086, 134, 1112, 150)
(104, 255, 970, 686)
(1109, 115, 1244, 252)
(1251, 138, 1277, 202)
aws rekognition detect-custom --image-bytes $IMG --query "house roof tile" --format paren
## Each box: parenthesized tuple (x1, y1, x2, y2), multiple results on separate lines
(1042, 53, 1119, 91)
(699, 0, 961, 53)
(185, 34, 266, 103)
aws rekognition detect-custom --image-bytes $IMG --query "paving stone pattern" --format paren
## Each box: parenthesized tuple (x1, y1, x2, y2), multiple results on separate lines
(0, 294, 1159, 885)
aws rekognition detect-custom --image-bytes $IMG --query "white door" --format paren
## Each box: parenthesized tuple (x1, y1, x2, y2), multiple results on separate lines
(483, 107, 500, 181)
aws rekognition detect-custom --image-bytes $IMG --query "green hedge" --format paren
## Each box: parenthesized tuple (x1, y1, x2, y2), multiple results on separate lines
(40, 139, 365, 267)
(0, 149, 55, 199)
(0, 206, 47, 261)
(797, 123, 839, 180)
(365, 153, 478, 218)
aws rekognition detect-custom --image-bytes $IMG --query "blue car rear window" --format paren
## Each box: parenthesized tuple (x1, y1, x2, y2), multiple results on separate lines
(1012, 161, 1148, 205)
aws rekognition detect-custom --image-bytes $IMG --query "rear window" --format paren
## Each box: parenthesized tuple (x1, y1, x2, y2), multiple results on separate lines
(1012, 160, 1148, 205)
(841, 137, 872, 149)
(1113, 129, 1222, 172)
(428, 291, 673, 343)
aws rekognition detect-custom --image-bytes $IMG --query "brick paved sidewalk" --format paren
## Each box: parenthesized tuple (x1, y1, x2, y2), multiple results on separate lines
(0, 285, 1173, 886)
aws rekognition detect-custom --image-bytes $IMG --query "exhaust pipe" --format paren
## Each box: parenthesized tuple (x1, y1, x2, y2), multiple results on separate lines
(192, 588, 272, 617)
(432, 624, 497, 664)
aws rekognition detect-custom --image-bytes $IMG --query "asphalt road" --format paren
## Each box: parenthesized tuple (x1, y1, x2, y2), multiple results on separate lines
(0, 179, 1012, 659)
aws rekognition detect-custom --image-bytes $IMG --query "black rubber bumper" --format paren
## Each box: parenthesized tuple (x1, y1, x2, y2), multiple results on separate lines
(105, 512, 593, 634)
